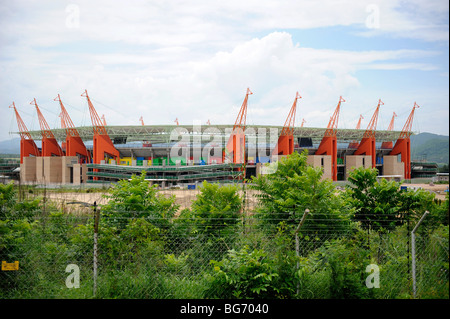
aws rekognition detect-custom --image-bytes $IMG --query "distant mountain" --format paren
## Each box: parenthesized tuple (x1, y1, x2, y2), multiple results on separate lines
(411, 132, 449, 164)
(0, 138, 20, 155)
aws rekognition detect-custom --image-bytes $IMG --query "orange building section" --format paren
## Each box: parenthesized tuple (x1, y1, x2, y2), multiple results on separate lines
(81, 90, 119, 164)
(316, 96, 345, 181)
(225, 88, 252, 164)
(9, 102, 41, 163)
(55, 94, 91, 163)
(381, 112, 397, 149)
(353, 99, 383, 168)
(389, 102, 419, 180)
(20, 139, 40, 164)
(31, 98, 64, 157)
(273, 92, 301, 156)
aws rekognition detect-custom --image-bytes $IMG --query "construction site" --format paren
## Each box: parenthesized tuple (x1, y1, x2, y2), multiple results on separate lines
(8, 89, 421, 187)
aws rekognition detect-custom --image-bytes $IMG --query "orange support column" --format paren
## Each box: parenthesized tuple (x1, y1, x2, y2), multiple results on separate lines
(9, 102, 41, 164)
(316, 135, 337, 181)
(273, 92, 301, 156)
(93, 134, 120, 164)
(81, 90, 119, 165)
(31, 98, 64, 157)
(354, 137, 376, 168)
(389, 102, 419, 180)
(354, 99, 383, 168)
(56, 94, 91, 163)
(20, 139, 41, 164)
(225, 88, 252, 165)
(390, 138, 411, 179)
(315, 96, 345, 181)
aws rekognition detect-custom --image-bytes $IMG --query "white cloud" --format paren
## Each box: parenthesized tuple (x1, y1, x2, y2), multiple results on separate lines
(2, 31, 443, 132)
(0, 1, 448, 141)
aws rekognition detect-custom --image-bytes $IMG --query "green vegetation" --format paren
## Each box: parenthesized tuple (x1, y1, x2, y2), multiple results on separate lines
(0, 151, 448, 299)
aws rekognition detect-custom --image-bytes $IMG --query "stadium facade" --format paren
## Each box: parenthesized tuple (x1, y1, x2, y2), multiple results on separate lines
(18, 124, 406, 186)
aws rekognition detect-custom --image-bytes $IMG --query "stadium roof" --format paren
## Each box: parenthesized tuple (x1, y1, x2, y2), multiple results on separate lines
(20, 124, 405, 144)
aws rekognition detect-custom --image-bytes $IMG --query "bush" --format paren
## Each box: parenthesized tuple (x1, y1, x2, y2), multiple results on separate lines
(207, 246, 279, 299)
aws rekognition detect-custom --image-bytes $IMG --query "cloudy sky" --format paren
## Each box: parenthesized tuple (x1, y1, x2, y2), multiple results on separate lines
(1, 0, 448, 142)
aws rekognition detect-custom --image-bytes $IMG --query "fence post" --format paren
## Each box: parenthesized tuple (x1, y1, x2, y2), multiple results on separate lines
(93, 201, 100, 298)
(411, 210, 429, 299)
(295, 208, 310, 296)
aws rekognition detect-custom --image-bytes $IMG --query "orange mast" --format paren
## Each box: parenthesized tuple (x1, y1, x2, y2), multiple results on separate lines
(55, 94, 91, 163)
(81, 90, 119, 165)
(389, 102, 419, 179)
(9, 102, 41, 163)
(348, 114, 364, 149)
(273, 92, 301, 156)
(31, 98, 64, 157)
(225, 88, 252, 164)
(381, 112, 397, 149)
(353, 99, 383, 168)
(315, 96, 345, 181)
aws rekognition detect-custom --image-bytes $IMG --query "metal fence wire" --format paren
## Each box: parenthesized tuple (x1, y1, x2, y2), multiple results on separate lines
(0, 209, 448, 299)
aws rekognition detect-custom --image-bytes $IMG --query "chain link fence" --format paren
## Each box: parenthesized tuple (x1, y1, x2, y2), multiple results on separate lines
(1, 207, 448, 299)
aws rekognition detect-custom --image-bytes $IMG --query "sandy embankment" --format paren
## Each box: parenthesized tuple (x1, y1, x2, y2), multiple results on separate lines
(44, 183, 447, 214)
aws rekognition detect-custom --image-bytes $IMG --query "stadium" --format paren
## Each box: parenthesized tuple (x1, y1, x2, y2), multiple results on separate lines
(9, 90, 416, 187)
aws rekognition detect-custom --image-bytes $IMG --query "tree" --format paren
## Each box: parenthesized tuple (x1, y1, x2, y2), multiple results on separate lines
(174, 181, 242, 245)
(249, 151, 349, 233)
(101, 172, 179, 230)
(345, 167, 402, 232)
(208, 245, 280, 298)
(189, 181, 242, 235)
(346, 167, 440, 232)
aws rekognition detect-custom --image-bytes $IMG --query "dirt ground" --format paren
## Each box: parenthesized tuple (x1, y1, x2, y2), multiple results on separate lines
(44, 183, 448, 214)
(46, 188, 260, 210)
(400, 183, 449, 201)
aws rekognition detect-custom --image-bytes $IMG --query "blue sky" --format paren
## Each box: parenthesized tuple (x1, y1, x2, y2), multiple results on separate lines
(0, 0, 448, 142)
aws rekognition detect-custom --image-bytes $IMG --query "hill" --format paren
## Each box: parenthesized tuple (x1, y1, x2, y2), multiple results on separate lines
(0, 138, 20, 155)
(411, 132, 449, 164)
